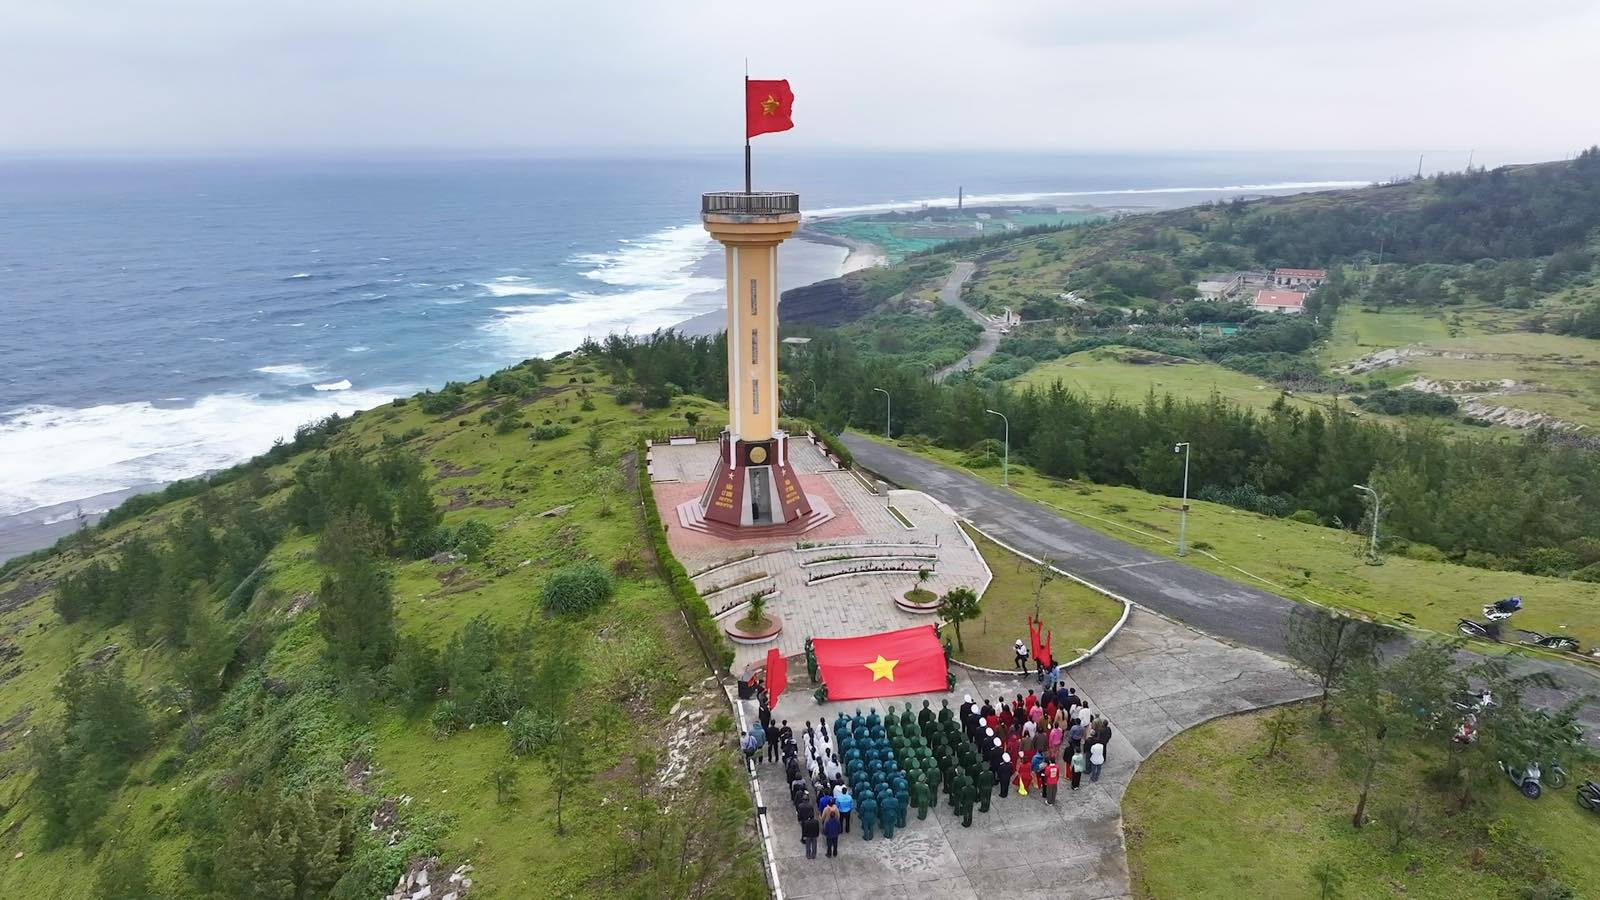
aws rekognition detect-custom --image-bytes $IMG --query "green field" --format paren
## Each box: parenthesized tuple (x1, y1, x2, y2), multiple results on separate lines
(1124, 704, 1600, 899)
(872, 438, 1600, 655)
(0, 367, 760, 898)
(957, 524, 1124, 669)
(1325, 308, 1600, 430)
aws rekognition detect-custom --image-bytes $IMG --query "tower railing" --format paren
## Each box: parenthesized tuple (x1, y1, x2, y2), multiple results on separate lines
(701, 192, 800, 216)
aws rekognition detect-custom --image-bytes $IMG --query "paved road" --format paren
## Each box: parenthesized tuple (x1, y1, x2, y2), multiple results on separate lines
(842, 433, 1600, 741)
(932, 262, 997, 382)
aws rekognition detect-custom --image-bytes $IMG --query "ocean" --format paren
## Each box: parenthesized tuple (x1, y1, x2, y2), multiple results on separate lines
(0, 149, 1438, 554)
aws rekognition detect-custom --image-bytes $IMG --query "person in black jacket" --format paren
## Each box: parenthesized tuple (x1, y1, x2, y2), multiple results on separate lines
(800, 809, 820, 859)
(765, 719, 781, 762)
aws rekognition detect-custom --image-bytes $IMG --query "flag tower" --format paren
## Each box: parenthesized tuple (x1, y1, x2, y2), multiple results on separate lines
(689, 77, 819, 530)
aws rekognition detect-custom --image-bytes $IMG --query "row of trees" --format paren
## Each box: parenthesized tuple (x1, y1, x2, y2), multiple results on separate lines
(592, 328, 1600, 579)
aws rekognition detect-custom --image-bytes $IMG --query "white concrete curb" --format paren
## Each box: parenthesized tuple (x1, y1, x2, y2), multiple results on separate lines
(948, 520, 1133, 676)
(723, 684, 785, 900)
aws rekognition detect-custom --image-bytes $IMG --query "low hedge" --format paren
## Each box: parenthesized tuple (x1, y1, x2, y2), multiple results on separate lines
(638, 443, 735, 672)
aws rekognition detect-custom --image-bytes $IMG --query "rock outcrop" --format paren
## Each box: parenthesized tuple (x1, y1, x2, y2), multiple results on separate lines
(779, 273, 876, 327)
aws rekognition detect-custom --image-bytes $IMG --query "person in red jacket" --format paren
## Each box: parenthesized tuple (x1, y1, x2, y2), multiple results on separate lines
(1043, 759, 1061, 805)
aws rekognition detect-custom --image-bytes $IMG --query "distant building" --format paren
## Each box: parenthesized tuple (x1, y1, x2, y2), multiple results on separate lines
(1272, 268, 1327, 289)
(1196, 272, 1244, 300)
(1252, 290, 1307, 314)
(974, 213, 992, 220)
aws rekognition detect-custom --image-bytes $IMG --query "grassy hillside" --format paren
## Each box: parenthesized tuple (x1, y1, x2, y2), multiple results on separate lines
(0, 357, 762, 899)
(1124, 703, 1600, 899)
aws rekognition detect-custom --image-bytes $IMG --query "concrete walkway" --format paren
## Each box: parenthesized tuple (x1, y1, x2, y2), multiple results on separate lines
(753, 608, 1314, 900)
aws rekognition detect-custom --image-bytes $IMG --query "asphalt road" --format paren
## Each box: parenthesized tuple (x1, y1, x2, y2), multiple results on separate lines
(843, 432, 1600, 741)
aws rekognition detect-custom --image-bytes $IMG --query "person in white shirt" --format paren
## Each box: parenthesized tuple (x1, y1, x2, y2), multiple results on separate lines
(1013, 639, 1030, 673)
(1088, 741, 1105, 782)
(1077, 705, 1092, 728)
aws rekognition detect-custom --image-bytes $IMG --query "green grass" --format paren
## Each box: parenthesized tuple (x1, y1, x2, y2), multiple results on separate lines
(0, 364, 761, 898)
(1322, 307, 1456, 364)
(872, 438, 1600, 655)
(955, 524, 1124, 669)
(1124, 703, 1600, 899)
(1013, 345, 1308, 412)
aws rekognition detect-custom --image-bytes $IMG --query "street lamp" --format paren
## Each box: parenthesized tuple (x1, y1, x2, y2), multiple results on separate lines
(1173, 442, 1191, 557)
(873, 387, 891, 438)
(986, 409, 1009, 487)
(1353, 483, 1383, 565)
(807, 377, 817, 407)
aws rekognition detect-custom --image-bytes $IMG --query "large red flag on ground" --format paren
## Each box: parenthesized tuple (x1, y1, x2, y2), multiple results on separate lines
(746, 79, 795, 139)
(1028, 615, 1043, 665)
(765, 647, 788, 709)
(811, 625, 945, 701)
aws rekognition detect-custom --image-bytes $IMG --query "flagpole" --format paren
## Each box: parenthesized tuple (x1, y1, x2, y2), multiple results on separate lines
(744, 65, 752, 194)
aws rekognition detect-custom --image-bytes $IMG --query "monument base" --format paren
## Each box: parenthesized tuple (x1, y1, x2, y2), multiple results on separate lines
(698, 431, 813, 528)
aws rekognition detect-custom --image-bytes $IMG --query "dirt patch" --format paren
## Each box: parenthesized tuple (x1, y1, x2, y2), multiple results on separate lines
(0, 579, 50, 615)
(0, 707, 34, 755)
(432, 460, 482, 479)
(1334, 346, 1517, 376)
(1403, 376, 1585, 432)
(284, 592, 317, 618)
(1117, 349, 1190, 366)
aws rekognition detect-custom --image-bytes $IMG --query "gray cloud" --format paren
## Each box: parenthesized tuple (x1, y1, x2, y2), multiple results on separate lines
(0, 0, 1592, 154)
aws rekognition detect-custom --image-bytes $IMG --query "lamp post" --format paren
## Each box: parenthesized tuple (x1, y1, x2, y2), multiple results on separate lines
(1173, 441, 1191, 557)
(807, 377, 817, 407)
(1353, 483, 1383, 565)
(986, 408, 1009, 487)
(873, 387, 891, 439)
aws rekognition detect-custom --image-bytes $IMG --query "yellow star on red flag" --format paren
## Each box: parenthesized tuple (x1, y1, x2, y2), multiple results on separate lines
(761, 94, 780, 116)
(864, 655, 899, 682)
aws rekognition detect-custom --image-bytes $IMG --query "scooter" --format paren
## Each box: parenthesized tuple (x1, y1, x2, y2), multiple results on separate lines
(1517, 629, 1581, 652)
(1458, 619, 1504, 642)
(1500, 760, 1544, 799)
(1483, 596, 1523, 621)
(1578, 780, 1600, 812)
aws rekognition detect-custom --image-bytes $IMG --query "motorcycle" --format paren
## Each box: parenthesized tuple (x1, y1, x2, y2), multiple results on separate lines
(1483, 596, 1524, 621)
(1578, 780, 1600, 812)
(1458, 619, 1504, 642)
(1500, 760, 1544, 799)
(1517, 629, 1581, 653)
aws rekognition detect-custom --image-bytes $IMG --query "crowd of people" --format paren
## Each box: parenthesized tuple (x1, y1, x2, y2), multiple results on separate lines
(737, 677, 1114, 860)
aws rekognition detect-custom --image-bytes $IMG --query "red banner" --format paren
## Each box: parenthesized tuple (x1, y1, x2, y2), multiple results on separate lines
(812, 625, 946, 700)
(766, 648, 788, 709)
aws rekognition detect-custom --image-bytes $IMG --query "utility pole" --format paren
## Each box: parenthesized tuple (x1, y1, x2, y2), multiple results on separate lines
(873, 387, 891, 439)
(1353, 483, 1383, 565)
(986, 409, 1010, 487)
(1173, 442, 1192, 556)
(1467, 148, 1475, 170)
(1416, 154, 1424, 180)
(958, 186, 963, 210)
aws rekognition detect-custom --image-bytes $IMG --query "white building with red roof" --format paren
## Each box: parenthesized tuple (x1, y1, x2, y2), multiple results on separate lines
(1272, 268, 1327, 289)
(1252, 290, 1307, 314)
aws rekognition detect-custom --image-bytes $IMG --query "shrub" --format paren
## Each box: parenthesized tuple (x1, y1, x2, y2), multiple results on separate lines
(508, 708, 558, 756)
(1288, 509, 1321, 526)
(1400, 542, 1448, 563)
(531, 424, 570, 441)
(539, 561, 615, 614)
(430, 699, 462, 738)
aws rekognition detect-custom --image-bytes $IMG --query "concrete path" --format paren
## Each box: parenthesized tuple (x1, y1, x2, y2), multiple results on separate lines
(752, 608, 1314, 900)
(839, 433, 1600, 742)
(931, 262, 997, 382)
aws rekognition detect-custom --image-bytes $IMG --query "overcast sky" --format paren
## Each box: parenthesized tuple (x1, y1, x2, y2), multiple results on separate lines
(2, 0, 1594, 156)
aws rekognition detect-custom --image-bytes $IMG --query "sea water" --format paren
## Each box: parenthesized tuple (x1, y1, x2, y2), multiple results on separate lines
(0, 150, 1423, 531)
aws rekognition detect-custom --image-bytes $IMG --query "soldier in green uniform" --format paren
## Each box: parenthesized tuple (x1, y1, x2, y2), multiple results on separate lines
(950, 770, 971, 813)
(975, 766, 994, 814)
(879, 793, 899, 839)
(805, 638, 818, 683)
(918, 700, 935, 732)
(957, 778, 976, 828)
(858, 789, 878, 840)
(911, 773, 930, 820)
(937, 699, 954, 726)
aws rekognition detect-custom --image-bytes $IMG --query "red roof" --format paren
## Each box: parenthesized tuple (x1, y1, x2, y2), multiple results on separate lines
(1253, 290, 1306, 308)
(1273, 268, 1326, 278)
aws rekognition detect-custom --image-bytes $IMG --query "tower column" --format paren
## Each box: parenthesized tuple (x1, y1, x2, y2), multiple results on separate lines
(698, 191, 812, 528)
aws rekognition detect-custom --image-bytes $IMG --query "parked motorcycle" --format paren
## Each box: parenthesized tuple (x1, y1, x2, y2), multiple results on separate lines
(1517, 629, 1581, 652)
(1500, 760, 1544, 799)
(1578, 780, 1600, 811)
(1483, 596, 1524, 621)
(1458, 619, 1504, 641)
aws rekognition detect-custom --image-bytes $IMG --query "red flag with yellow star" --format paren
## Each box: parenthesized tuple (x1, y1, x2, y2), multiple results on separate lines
(811, 625, 946, 701)
(746, 79, 795, 139)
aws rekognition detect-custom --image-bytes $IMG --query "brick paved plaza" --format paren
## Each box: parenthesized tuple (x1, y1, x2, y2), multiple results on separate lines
(648, 437, 992, 672)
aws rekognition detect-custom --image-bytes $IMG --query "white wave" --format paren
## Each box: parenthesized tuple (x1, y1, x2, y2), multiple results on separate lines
(286, 272, 312, 279)
(283, 322, 306, 328)
(0, 387, 405, 519)
(198, 337, 226, 343)
(313, 379, 353, 392)
(479, 276, 562, 298)
(346, 345, 370, 353)
(574, 223, 716, 288)
(254, 363, 319, 379)
(484, 282, 720, 359)
(802, 180, 1371, 220)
